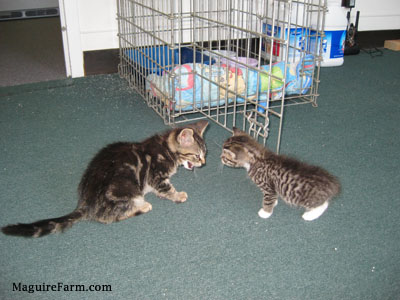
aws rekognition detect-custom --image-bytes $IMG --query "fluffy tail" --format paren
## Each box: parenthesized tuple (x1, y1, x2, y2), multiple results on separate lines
(1, 210, 84, 238)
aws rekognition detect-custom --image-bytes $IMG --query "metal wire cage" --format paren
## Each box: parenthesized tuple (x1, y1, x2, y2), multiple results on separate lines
(117, 0, 326, 152)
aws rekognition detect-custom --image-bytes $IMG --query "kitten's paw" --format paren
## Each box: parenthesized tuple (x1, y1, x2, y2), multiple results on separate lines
(140, 202, 152, 213)
(175, 191, 188, 203)
(302, 211, 318, 221)
(302, 202, 328, 221)
(258, 208, 272, 219)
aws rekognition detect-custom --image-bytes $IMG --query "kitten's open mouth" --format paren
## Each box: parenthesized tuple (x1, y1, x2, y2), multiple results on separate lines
(184, 161, 194, 170)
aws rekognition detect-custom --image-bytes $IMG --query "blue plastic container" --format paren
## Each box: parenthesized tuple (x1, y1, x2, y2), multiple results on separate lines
(126, 46, 212, 75)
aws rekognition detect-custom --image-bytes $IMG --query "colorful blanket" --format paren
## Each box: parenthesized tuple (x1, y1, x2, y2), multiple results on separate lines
(146, 55, 315, 111)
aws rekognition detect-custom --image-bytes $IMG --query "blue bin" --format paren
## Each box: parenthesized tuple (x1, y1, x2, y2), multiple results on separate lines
(126, 46, 212, 75)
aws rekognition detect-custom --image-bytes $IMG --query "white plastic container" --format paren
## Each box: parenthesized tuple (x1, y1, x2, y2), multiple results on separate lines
(320, 0, 348, 67)
(262, 2, 307, 62)
(262, 0, 348, 66)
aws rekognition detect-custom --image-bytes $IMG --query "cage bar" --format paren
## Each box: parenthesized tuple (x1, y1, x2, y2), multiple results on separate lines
(117, 0, 326, 152)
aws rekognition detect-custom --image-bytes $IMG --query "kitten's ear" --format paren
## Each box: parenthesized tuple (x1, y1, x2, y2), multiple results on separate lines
(189, 120, 209, 137)
(177, 128, 194, 147)
(232, 127, 245, 136)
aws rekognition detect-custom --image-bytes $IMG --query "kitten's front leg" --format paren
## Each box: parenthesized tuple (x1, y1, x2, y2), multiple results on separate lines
(155, 179, 187, 203)
(258, 192, 278, 219)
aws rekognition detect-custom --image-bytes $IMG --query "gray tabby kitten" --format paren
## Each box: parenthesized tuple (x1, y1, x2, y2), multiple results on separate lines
(221, 128, 340, 221)
(2, 120, 209, 237)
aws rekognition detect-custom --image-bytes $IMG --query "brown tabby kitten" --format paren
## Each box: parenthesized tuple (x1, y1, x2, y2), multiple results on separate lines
(2, 120, 209, 238)
(221, 128, 340, 221)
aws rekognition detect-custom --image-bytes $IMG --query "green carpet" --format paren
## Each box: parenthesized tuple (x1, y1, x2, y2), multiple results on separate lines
(1, 50, 399, 300)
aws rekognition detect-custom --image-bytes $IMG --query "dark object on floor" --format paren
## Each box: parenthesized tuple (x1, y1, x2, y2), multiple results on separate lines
(344, 10, 360, 55)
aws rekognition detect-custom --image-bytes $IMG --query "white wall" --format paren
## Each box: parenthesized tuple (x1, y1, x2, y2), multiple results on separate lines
(63, 0, 400, 78)
(76, 0, 400, 53)
(353, 0, 400, 31)
(59, 0, 84, 77)
(78, 0, 118, 51)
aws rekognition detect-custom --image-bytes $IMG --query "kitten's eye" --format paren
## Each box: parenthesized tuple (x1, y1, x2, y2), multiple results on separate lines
(195, 154, 200, 160)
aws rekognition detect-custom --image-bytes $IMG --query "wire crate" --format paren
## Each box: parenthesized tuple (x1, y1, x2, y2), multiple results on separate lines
(117, 0, 326, 152)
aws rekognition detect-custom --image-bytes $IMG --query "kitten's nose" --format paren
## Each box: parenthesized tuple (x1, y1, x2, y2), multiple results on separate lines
(201, 158, 205, 164)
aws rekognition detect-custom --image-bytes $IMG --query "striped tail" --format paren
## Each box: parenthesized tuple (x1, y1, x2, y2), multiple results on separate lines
(1, 210, 84, 238)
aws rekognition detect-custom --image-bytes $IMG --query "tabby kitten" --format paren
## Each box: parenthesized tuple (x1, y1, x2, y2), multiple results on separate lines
(221, 128, 340, 221)
(2, 120, 209, 238)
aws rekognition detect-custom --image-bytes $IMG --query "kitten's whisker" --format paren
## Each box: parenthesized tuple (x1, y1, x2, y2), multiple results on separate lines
(218, 162, 225, 174)
(212, 139, 222, 148)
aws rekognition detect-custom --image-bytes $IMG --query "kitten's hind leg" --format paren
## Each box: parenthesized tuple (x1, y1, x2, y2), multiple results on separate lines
(258, 192, 278, 219)
(97, 189, 153, 224)
(115, 197, 153, 222)
(302, 201, 328, 221)
(133, 197, 153, 214)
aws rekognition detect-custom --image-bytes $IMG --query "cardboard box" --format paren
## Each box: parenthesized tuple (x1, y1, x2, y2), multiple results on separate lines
(384, 40, 400, 51)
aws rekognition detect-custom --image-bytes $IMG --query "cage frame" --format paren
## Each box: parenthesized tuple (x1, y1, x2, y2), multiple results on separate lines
(117, 0, 326, 152)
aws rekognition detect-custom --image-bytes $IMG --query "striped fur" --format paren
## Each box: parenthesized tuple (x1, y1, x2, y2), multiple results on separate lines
(2, 120, 208, 237)
(221, 128, 340, 221)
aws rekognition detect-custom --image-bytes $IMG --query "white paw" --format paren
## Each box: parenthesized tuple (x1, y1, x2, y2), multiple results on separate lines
(140, 202, 152, 213)
(258, 208, 272, 219)
(302, 202, 328, 221)
(302, 211, 316, 221)
(175, 191, 188, 203)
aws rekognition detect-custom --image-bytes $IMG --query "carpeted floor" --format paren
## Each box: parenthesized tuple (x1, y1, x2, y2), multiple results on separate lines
(0, 17, 66, 87)
(0, 50, 399, 300)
